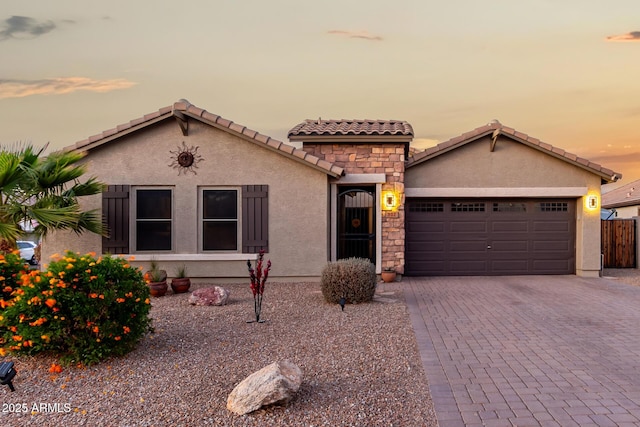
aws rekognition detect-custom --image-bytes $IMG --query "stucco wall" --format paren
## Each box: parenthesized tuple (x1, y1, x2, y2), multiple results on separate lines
(42, 119, 331, 279)
(405, 136, 604, 276)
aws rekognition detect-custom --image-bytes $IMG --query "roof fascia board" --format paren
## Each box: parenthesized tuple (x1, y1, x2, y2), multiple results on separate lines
(68, 114, 172, 153)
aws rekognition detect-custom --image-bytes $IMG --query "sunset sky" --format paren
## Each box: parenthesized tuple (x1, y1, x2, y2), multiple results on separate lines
(1, 0, 639, 184)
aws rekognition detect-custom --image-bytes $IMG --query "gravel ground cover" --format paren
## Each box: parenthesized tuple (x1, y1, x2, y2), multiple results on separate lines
(0, 281, 437, 427)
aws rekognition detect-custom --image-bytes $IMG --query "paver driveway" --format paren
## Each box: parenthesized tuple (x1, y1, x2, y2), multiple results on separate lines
(404, 275, 640, 427)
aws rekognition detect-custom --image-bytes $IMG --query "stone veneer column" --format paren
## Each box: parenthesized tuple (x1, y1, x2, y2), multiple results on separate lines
(302, 143, 406, 275)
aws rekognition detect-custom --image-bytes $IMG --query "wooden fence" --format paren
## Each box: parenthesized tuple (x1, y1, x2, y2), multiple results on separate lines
(601, 219, 636, 268)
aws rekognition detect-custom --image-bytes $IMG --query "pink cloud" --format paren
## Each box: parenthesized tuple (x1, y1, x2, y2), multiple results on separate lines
(0, 77, 137, 99)
(327, 30, 383, 41)
(606, 31, 640, 42)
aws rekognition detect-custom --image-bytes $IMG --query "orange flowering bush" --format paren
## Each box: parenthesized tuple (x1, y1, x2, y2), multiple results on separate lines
(0, 251, 151, 365)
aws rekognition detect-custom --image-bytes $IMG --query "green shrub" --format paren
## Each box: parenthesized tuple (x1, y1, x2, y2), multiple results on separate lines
(321, 257, 377, 304)
(0, 251, 29, 302)
(0, 251, 152, 365)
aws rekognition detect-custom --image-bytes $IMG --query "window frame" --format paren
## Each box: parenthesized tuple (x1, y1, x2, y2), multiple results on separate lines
(131, 186, 174, 253)
(199, 187, 241, 253)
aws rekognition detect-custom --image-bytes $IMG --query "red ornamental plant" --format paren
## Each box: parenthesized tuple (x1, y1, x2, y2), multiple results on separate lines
(247, 250, 271, 323)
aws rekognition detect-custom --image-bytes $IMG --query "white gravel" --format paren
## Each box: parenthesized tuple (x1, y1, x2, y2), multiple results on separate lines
(0, 281, 437, 426)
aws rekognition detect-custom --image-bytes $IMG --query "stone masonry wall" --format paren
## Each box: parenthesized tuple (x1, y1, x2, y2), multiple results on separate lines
(302, 143, 405, 274)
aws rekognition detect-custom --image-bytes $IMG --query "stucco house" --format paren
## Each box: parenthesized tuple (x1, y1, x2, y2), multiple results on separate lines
(602, 179, 640, 218)
(42, 100, 621, 279)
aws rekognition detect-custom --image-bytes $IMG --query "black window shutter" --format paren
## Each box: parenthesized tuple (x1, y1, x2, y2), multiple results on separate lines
(242, 185, 268, 253)
(102, 185, 130, 254)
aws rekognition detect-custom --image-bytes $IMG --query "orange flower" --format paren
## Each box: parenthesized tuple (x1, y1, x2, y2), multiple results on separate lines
(0, 348, 6, 356)
(2, 286, 11, 293)
(128, 255, 135, 261)
(12, 335, 22, 341)
(114, 336, 121, 341)
(98, 294, 104, 299)
(0, 299, 7, 308)
(29, 318, 47, 326)
(123, 326, 130, 334)
(45, 298, 56, 308)
(89, 276, 98, 281)
(49, 363, 63, 373)
(85, 269, 91, 274)
(88, 251, 97, 257)
(66, 263, 74, 269)
(116, 298, 125, 303)
(92, 326, 99, 334)
(125, 292, 133, 298)
(89, 293, 98, 299)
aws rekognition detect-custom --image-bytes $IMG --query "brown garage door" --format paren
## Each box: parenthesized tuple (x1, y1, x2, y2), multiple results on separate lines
(405, 199, 576, 276)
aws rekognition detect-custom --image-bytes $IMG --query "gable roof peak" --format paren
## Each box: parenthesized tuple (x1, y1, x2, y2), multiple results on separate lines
(407, 121, 621, 184)
(66, 99, 344, 178)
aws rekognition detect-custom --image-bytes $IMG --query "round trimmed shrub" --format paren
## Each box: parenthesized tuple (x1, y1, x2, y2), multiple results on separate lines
(0, 251, 152, 365)
(321, 257, 377, 304)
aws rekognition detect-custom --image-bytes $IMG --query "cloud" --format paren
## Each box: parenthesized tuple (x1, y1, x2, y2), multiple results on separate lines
(606, 31, 640, 42)
(0, 16, 56, 41)
(0, 77, 137, 99)
(591, 152, 640, 164)
(327, 30, 383, 41)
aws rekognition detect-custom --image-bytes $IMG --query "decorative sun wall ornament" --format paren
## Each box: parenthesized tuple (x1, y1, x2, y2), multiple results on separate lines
(169, 141, 203, 175)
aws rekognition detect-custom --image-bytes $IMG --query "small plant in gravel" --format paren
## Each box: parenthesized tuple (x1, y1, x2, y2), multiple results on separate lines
(0, 251, 152, 365)
(321, 257, 377, 304)
(247, 250, 271, 323)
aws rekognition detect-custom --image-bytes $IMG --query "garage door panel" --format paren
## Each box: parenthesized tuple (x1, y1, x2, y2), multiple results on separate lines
(492, 221, 528, 232)
(450, 260, 487, 274)
(450, 222, 487, 233)
(491, 240, 528, 252)
(533, 240, 571, 252)
(450, 241, 487, 252)
(407, 222, 445, 233)
(406, 198, 576, 276)
(533, 221, 570, 232)
(491, 260, 529, 272)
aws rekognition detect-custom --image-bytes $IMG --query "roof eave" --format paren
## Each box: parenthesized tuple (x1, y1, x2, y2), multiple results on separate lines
(288, 134, 413, 143)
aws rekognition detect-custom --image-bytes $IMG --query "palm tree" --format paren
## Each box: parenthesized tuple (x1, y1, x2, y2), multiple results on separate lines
(0, 143, 105, 248)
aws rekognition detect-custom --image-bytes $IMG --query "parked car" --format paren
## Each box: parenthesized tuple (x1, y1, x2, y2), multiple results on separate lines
(17, 240, 38, 265)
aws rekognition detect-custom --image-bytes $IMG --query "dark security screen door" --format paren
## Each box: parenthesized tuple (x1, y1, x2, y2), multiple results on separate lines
(338, 186, 376, 263)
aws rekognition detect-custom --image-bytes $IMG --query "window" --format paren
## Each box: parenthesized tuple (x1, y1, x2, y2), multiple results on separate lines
(493, 202, 526, 212)
(202, 189, 238, 251)
(135, 189, 172, 251)
(537, 202, 568, 212)
(451, 202, 485, 212)
(409, 202, 444, 212)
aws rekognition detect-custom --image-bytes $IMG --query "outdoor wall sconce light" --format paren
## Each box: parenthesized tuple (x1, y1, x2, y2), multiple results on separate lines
(0, 361, 17, 392)
(382, 190, 398, 211)
(586, 194, 599, 210)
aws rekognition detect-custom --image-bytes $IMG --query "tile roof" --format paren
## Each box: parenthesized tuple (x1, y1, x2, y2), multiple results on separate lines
(288, 119, 413, 141)
(602, 179, 640, 208)
(407, 120, 622, 184)
(67, 99, 344, 178)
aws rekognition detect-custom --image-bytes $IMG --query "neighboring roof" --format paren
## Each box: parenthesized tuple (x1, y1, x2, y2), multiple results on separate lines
(288, 119, 414, 142)
(66, 99, 344, 178)
(407, 120, 622, 184)
(602, 179, 640, 208)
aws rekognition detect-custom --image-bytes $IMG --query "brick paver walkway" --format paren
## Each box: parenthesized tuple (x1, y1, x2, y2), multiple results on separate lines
(405, 275, 640, 427)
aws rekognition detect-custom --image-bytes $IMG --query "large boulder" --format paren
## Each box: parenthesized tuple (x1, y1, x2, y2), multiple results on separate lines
(188, 286, 230, 306)
(227, 360, 303, 415)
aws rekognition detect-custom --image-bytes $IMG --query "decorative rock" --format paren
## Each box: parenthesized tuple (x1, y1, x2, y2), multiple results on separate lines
(188, 286, 229, 306)
(227, 360, 303, 415)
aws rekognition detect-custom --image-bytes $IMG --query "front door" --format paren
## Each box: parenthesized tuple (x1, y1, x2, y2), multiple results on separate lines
(337, 186, 376, 263)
